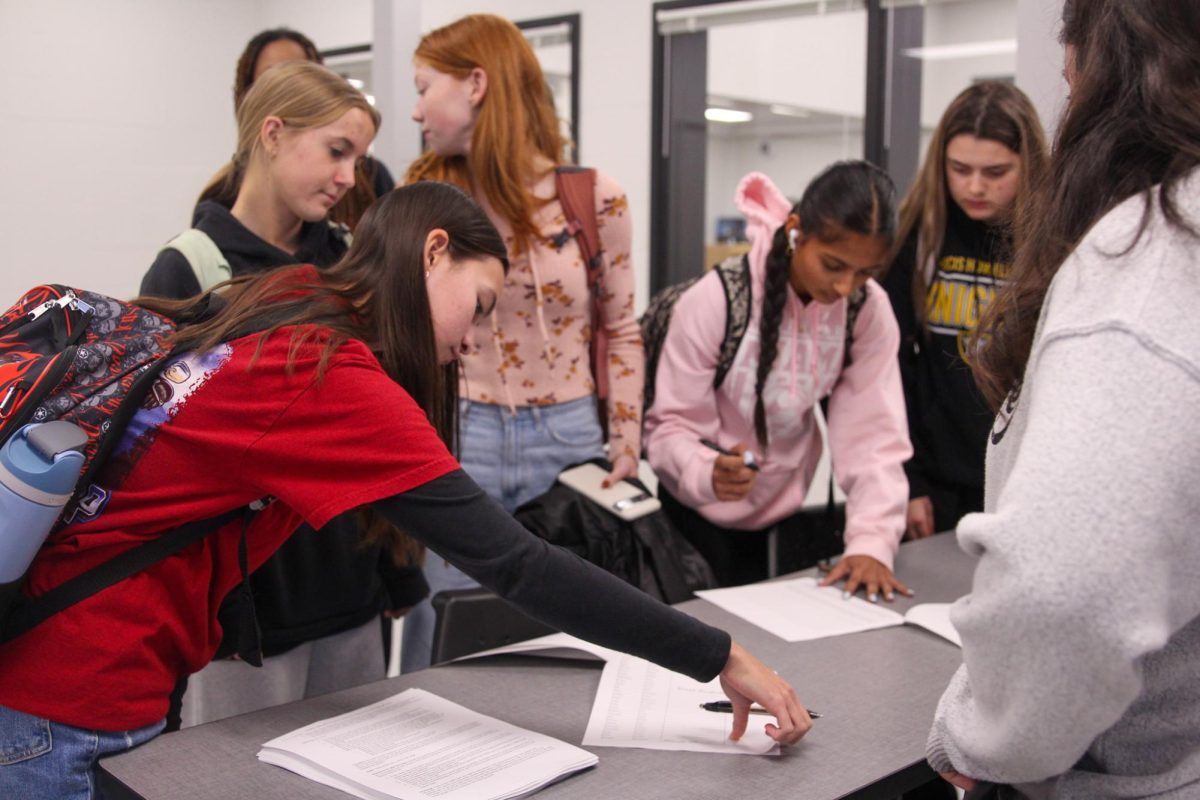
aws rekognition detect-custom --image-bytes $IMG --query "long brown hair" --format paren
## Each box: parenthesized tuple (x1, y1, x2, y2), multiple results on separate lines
(138, 181, 510, 560)
(405, 14, 567, 254)
(894, 82, 1047, 329)
(971, 0, 1200, 409)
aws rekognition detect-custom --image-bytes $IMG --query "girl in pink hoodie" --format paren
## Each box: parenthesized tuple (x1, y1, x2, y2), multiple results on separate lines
(644, 163, 912, 598)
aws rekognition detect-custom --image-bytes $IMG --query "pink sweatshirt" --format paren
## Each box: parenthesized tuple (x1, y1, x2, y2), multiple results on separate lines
(643, 172, 910, 568)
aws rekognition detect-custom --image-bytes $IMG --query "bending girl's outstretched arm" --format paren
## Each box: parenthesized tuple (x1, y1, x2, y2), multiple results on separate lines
(370, 471, 813, 744)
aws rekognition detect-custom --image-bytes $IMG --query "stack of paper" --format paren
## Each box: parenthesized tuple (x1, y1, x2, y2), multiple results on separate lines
(258, 689, 597, 800)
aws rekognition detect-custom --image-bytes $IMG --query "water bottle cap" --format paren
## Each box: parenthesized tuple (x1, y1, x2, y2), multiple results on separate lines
(0, 423, 87, 496)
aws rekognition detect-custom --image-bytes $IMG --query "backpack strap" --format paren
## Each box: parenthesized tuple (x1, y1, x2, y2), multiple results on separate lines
(327, 220, 353, 249)
(0, 506, 248, 644)
(554, 166, 610, 401)
(842, 285, 868, 370)
(712, 254, 753, 390)
(554, 167, 602, 275)
(163, 229, 232, 292)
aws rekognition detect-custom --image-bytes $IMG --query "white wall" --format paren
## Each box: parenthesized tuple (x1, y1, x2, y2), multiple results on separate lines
(0, 0, 375, 304)
(259, 0, 371, 49)
(921, 0, 1019, 128)
(707, 12, 867, 117)
(1016, 0, 1067, 137)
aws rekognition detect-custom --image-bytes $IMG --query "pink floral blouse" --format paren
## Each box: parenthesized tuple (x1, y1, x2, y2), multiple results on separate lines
(461, 168, 644, 461)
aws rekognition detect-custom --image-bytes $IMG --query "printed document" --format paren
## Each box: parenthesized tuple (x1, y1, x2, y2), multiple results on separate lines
(258, 688, 597, 800)
(697, 577, 962, 645)
(583, 652, 780, 756)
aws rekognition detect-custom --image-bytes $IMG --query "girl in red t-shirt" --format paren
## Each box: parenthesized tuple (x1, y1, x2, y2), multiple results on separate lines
(0, 181, 813, 797)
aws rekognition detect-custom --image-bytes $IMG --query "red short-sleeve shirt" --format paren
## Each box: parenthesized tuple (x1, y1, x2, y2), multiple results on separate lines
(0, 324, 458, 731)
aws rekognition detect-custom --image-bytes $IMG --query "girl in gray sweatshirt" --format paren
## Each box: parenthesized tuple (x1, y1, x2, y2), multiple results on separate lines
(925, 1, 1200, 797)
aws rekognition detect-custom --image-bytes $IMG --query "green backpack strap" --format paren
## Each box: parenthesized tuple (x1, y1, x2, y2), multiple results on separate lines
(162, 229, 231, 292)
(327, 220, 353, 248)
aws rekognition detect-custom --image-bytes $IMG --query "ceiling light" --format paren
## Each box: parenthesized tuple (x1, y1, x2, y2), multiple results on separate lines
(706, 107, 754, 123)
(902, 39, 1017, 61)
(769, 104, 810, 118)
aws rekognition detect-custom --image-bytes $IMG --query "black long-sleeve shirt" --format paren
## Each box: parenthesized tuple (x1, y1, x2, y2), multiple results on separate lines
(374, 470, 731, 683)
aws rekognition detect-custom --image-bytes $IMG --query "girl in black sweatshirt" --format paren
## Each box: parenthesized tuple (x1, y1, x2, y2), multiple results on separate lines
(882, 83, 1047, 539)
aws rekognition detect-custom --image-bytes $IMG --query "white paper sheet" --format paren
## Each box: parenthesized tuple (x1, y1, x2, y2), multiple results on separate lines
(903, 602, 961, 646)
(452, 632, 618, 664)
(582, 652, 780, 756)
(258, 688, 597, 800)
(696, 577, 906, 642)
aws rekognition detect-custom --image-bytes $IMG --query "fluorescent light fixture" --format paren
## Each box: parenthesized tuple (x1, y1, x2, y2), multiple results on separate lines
(902, 39, 1017, 61)
(770, 103, 810, 118)
(706, 107, 754, 123)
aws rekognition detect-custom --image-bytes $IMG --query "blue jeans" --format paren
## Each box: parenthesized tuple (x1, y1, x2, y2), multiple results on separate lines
(400, 396, 605, 673)
(0, 704, 165, 800)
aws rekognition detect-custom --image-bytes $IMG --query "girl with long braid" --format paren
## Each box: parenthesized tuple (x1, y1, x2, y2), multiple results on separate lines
(644, 162, 912, 598)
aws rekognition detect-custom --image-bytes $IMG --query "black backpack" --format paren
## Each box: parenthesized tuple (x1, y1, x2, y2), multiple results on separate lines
(640, 254, 868, 415)
(514, 460, 717, 604)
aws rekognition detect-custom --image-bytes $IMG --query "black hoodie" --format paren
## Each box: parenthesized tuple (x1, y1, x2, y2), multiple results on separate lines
(140, 201, 349, 300)
(883, 200, 1011, 499)
(141, 201, 426, 656)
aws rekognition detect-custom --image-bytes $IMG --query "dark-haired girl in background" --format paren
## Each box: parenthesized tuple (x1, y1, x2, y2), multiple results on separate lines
(644, 163, 912, 599)
(882, 82, 1046, 539)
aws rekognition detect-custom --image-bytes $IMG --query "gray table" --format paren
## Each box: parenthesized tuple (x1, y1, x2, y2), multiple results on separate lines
(100, 534, 976, 800)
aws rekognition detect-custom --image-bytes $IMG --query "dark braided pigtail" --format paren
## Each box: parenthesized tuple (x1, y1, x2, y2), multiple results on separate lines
(753, 225, 793, 448)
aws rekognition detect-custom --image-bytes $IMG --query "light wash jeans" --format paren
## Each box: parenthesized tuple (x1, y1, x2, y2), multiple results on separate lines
(0, 703, 165, 800)
(400, 396, 605, 673)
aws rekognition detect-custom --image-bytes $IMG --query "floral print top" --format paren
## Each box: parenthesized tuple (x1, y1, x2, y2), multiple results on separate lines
(461, 168, 644, 462)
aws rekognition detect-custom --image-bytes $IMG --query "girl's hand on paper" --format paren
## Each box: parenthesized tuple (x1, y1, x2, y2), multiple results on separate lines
(718, 640, 813, 745)
(819, 555, 912, 602)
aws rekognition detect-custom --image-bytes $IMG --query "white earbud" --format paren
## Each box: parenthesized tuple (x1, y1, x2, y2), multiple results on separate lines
(788, 228, 799, 249)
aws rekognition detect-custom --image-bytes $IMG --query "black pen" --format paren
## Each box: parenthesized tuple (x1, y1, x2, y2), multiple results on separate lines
(699, 438, 760, 471)
(700, 701, 821, 719)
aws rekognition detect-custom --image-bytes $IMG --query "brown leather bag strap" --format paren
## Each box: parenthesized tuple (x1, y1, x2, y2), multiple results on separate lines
(554, 166, 603, 289)
(555, 166, 612, 404)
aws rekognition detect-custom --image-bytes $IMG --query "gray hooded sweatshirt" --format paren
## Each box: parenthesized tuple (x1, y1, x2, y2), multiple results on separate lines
(926, 169, 1200, 798)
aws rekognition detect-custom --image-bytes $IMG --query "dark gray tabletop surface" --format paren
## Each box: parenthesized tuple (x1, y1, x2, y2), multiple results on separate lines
(100, 533, 977, 800)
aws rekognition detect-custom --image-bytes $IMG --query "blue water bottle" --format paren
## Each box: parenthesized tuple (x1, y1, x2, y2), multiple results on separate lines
(0, 421, 88, 612)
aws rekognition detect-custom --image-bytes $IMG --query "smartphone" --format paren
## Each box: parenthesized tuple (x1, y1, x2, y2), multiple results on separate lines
(557, 463, 662, 521)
